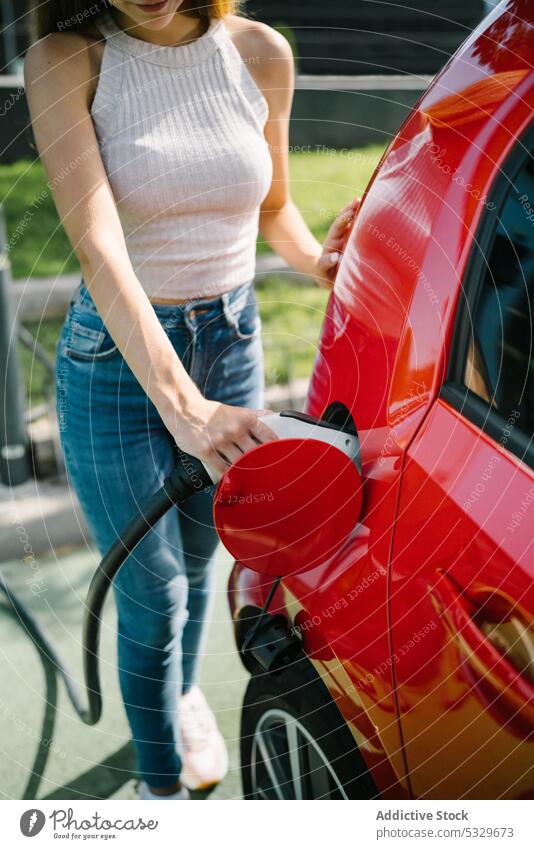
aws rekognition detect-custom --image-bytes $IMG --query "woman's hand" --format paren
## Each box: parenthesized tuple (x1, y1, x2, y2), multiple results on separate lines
(313, 197, 361, 288)
(173, 395, 279, 478)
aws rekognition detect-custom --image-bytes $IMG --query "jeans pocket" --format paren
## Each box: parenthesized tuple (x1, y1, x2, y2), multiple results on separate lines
(58, 280, 119, 361)
(61, 312, 119, 362)
(223, 283, 261, 341)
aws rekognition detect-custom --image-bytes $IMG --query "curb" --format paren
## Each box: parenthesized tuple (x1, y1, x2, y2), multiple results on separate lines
(0, 476, 89, 562)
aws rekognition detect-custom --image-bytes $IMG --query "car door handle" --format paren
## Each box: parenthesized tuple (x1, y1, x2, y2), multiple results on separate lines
(430, 576, 534, 734)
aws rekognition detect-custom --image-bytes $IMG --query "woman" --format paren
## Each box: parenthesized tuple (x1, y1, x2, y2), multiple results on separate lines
(25, 0, 356, 799)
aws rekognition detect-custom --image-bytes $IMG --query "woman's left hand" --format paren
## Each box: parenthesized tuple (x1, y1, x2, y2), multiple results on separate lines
(313, 197, 361, 288)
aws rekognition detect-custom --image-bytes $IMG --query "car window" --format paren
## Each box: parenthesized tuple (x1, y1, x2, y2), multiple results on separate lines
(464, 151, 534, 439)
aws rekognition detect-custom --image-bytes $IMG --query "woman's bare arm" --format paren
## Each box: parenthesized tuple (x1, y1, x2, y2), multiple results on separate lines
(24, 32, 276, 475)
(229, 20, 358, 288)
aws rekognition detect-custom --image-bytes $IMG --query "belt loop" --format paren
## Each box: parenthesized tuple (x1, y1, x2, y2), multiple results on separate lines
(221, 290, 239, 334)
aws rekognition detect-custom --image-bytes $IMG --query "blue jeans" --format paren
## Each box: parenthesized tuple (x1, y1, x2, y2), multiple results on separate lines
(55, 279, 264, 788)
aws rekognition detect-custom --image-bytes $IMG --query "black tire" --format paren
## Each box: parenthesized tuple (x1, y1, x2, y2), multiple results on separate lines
(240, 654, 378, 799)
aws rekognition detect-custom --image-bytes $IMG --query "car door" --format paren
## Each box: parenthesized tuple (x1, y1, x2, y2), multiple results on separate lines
(389, 130, 534, 799)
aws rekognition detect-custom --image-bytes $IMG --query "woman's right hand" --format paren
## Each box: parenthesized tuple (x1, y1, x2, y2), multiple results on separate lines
(173, 395, 279, 478)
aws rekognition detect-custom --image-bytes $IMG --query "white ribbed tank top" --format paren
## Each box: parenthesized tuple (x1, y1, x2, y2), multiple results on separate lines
(91, 10, 273, 300)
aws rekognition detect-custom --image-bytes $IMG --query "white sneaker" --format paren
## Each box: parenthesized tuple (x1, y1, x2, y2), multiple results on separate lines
(179, 686, 229, 791)
(138, 781, 189, 800)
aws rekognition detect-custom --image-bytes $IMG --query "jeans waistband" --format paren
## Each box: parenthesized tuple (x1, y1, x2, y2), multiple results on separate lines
(75, 279, 254, 317)
(154, 279, 253, 315)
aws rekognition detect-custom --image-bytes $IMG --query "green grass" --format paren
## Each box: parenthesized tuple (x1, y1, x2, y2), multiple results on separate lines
(257, 276, 329, 385)
(1, 145, 384, 279)
(0, 159, 78, 280)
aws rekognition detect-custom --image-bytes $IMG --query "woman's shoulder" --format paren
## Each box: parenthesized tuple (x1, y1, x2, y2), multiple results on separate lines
(223, 15, 294, 89)
(224, 15, 293, 61)
(25, 23, 103, 68)
(24, 26, 104, 103)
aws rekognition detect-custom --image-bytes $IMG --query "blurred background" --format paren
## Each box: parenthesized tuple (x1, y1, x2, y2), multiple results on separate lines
(0, 0, 492, 801)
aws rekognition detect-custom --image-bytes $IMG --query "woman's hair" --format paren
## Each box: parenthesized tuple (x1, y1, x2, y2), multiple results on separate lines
(28, 1, 242, 42)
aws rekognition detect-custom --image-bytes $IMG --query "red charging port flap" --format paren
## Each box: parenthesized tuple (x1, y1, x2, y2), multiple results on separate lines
(213, 437, 363, 577)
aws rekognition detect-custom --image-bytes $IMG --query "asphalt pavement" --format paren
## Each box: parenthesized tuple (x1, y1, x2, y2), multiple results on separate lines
(0, 539, 247, 800)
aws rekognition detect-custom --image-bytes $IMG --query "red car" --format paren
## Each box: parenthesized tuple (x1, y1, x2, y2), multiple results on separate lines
(228, 0, 534, 800)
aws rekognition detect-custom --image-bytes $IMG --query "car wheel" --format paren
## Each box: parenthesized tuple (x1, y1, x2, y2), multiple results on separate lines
(240, 655, 377, 800)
